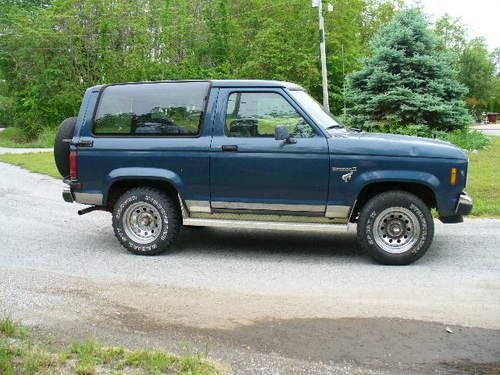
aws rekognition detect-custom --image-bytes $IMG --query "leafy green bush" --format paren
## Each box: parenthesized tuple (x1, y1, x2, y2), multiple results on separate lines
(433, 129, 491, 150)
(360, 122, 491, 150)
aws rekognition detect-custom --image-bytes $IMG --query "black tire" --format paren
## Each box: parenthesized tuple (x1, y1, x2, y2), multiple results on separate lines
(112, 187, 181, 255)
(357, 191, 434, 265)
(54, 117, 77, 177)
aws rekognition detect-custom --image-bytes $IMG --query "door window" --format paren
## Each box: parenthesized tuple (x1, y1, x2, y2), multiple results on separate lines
(225, 92, 315, 138)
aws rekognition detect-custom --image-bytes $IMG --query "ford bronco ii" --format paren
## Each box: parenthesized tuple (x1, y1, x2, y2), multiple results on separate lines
(54, 80, 473, 265)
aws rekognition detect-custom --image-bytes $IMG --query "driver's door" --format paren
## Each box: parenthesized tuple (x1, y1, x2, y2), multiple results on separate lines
(209, 88, 330, 214)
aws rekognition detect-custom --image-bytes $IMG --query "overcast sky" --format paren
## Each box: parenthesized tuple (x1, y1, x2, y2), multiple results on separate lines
(408, 0, 500, 50)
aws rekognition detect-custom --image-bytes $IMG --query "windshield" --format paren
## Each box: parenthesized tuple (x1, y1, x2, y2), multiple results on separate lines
(289, 90, 343, 131)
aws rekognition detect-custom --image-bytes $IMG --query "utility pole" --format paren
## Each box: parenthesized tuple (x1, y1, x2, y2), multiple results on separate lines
(314, 0, 330, 111)
(341, 43, 346, 117)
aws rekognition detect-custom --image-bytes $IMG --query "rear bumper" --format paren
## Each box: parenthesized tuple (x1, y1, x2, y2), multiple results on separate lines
(439, 192, 473, 224)
(62, 188, 74, 203)
(62, 178, 79, 203)
(62, 179, 103, 205)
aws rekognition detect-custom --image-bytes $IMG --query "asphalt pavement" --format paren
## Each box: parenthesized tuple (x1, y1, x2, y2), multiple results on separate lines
(472, 124, 500, 137)
(1, 161, 499, 374)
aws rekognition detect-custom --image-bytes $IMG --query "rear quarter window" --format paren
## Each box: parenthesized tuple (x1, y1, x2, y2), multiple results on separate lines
(93, 82, 209, 136)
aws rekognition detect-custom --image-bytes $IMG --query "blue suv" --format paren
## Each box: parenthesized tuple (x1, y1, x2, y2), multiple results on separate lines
(54, 80, 473, 265)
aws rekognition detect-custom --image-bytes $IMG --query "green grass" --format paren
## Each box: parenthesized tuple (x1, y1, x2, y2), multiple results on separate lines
(467, 137, 500, 218)
(0, 317, 29, 339)
(0, 152, 60, 178)
(0, 138, 498, 217)
(0, 127, 55, 148)
(0, 316, 221, 375)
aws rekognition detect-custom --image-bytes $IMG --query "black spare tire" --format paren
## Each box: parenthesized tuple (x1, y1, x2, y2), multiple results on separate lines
(54, 117, 77, 177)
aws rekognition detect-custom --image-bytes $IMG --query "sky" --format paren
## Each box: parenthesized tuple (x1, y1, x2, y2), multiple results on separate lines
(408, 0, 500, 50)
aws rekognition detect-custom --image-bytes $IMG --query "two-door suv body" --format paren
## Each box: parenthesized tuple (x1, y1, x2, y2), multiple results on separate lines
(55, 80, 473, 264)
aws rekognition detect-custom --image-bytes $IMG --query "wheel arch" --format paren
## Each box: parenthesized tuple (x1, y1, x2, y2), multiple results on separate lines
(351, 180, 437, 222)
(104, 168, 184, 210)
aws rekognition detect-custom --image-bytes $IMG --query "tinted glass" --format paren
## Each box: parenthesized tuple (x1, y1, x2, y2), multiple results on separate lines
(94, 82, 209, 136)
(225, 92, 315, 138)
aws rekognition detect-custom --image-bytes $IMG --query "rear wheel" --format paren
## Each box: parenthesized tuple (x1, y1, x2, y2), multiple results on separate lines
(112, 187, 181, 255)
(357, 191, 434, 265)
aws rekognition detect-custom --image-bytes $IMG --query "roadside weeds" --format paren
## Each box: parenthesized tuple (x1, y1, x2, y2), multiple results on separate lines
(0, 316, 222, 375)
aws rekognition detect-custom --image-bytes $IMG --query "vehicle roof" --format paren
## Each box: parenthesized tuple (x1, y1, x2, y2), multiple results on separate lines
(210, 80, 304, 90)
(88, 79, 304, 92)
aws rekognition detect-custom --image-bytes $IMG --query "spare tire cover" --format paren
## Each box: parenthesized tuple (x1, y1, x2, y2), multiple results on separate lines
(54, 117, 77, 177)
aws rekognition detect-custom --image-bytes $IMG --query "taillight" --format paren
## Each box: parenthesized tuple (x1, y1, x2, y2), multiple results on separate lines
(69, 150, 78, 180)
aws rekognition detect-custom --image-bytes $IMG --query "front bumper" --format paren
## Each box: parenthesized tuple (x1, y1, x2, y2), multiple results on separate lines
(456, 191, 473, 216)
(439, 192, 473, 224)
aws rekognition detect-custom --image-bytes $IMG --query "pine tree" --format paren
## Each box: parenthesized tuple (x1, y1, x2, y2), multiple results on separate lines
(345, 8, 472, 131)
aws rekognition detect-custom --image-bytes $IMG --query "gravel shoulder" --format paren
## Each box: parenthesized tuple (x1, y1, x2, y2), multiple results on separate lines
(1, 161, 500, 374)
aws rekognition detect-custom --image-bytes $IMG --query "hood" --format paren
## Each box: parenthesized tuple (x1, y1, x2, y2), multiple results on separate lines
(328, 131, 467, 160)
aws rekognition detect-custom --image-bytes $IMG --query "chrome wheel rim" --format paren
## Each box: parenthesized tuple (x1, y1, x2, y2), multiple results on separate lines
(373, 207, 420, 254)
(123, 202, 162, 244)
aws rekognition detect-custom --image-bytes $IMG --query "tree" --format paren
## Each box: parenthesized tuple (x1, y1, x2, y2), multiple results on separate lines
(457, 38, 496, 120)
(325, 0, 401, 114)
(488, 48, 500, 113)
(433, 13, 467, 57)
(0, 0, 401, 137)
(345, 8, 472, 131)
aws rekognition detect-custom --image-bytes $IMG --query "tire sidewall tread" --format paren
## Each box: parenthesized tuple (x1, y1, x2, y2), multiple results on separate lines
(112, 187, 180, 255)
(357, 190, 434, 265)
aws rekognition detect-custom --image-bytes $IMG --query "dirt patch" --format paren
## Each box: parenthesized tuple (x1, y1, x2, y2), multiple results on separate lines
(3, 268, 500, 374)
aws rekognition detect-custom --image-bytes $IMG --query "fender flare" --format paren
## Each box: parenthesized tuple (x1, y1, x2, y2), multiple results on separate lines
(353, 169, 441, 205)
(356, 169, 440, 191)
(103, 167, 184, 204)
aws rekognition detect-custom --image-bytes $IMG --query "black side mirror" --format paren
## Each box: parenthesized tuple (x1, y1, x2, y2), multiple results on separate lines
(275, 125, 296, 144)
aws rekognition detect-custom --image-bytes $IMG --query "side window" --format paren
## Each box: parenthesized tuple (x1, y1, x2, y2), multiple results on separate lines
(94, 82, 209, 136)
(225, 92, 315, 138)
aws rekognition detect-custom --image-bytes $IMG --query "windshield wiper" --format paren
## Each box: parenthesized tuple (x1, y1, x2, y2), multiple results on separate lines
(326, 124, 344, 130)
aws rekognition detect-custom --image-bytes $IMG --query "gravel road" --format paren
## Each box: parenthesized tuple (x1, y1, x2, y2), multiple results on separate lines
(481, 129, 500, 136)
(1, 161, 499, 374)
(471, 125, 500, 137)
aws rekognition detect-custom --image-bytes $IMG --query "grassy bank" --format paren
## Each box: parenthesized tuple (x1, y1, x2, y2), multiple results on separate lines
(0, 139, 498, 217)
(0, 127, 55, 148)
(0, 152, 60, 178)
(0, 317, 220, 375)
(466, 137, 500, 217)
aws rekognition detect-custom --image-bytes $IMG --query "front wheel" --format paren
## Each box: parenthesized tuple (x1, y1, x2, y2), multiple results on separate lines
(357, 191, 434, 265)
(112, 187, 181, 255)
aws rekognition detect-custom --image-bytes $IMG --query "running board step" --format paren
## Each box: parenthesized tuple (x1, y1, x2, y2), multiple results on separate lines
(183, 218, 354, 233)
